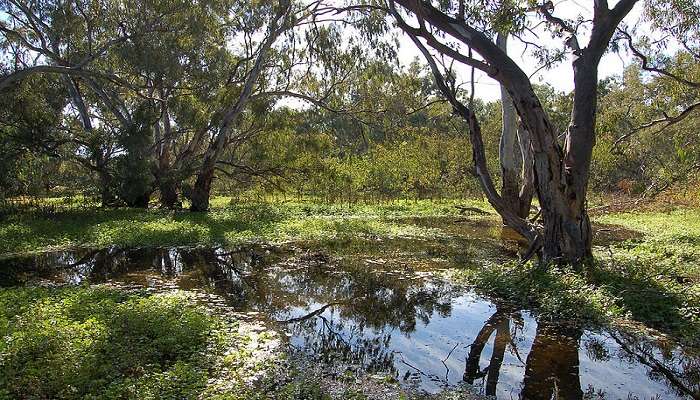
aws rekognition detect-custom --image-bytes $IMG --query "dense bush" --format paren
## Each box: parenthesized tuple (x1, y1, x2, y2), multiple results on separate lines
(0, 287, 215, 399)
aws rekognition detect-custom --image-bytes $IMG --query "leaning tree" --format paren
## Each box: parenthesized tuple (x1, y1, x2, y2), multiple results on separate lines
(363, 0, 699, 264)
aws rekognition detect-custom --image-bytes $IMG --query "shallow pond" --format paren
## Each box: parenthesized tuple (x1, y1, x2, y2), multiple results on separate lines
(1, 218, 698, 399)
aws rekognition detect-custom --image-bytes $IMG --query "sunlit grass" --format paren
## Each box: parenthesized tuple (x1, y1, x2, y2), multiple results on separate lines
(0, 287, 222, 399)
(0, 198, 491, 256)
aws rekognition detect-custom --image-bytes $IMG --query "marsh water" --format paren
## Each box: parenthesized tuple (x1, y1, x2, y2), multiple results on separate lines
(2, 217, 699, 399)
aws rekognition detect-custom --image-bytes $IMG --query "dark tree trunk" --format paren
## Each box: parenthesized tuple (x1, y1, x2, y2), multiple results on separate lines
(159, 178, 180, 209)
(127, 192, 151, 208)
(190, 166, 214, 212)
(538, 56, 598, 264)
(98, 169, 116, 207)
(156, 101, 180, 209)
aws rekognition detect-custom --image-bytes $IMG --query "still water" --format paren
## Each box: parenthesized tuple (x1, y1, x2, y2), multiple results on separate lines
(1, 222, 698, 399)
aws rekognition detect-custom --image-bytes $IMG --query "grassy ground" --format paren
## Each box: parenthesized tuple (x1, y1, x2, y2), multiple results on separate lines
(0, 285, 264, 399)
(0, 198, 489, 257)
(2, 199, 699, 397)
(452, 208, 700, 345)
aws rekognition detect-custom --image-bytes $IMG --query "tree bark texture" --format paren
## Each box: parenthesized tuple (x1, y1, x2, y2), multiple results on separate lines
(391, 0, 638, 264)
(497, 33, 533, 221)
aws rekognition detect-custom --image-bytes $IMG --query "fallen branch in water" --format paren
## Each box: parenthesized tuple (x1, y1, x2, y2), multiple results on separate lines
(276, 302, 343, 324)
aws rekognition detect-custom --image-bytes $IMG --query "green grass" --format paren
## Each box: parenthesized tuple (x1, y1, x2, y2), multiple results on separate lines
(593, 209, 700, 341)
(0, 286, 233, 399)
(451, 208, 700, 345)
(0, 198, 490, 257)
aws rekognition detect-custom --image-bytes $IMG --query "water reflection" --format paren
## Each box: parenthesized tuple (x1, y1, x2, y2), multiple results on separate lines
(463, 307, 525, 396)
(2, 244, 699, 399)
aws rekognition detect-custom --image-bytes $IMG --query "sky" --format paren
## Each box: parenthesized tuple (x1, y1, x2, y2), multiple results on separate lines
(393, 0, 645, 101)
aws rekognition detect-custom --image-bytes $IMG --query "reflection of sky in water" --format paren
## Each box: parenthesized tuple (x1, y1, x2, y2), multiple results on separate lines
(286, 292, 694, 399)
(4, 245, 698, 400)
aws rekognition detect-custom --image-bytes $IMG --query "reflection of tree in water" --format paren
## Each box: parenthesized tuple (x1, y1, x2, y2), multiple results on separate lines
(520, 323, 584, 400)
(462, 310, 700, 400)
(610, 330, 700, 398)
(6, 246, 700, 398)
(463, 309, 586, 399)
(463, 307, 526, 396)
(288, 312, 398, 375)
(1, 247, 129, 285)
(268, 255, 458, 377)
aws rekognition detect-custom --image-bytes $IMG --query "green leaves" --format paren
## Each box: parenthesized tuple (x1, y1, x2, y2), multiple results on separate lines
(0, 287, 215, 399)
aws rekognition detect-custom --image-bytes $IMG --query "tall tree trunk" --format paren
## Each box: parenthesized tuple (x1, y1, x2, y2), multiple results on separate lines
(497, 33, 533, 221)
(497, 33, 522, 221)
(156, 102, 180, 209)
(64, 77, 115, 208)
(517, 125, 535, 218)
(538, 56, 598, 263)
(189, 2, 289, 212)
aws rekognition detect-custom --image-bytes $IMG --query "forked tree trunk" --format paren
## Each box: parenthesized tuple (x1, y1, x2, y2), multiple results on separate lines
(512, 85, 593, 264)
(391, 0, 636, 265)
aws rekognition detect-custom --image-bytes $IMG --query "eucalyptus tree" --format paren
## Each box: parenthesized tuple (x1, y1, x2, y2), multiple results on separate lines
(0, 0, 302, 209)
(362, 0, 700, 264)
(185, 0, 297, 211)
(186, 1, 391, 211)
(107, 0, 243, 208)
(0, 0, 136, 205)
(0, 0, 216, 206)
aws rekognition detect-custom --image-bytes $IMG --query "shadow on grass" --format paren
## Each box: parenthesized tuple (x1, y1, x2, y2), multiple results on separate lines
(457, 219, 700, 346)
(588, 252, 700, 345)
(1, 203, 476, 257)
(0, 286, 216, 399)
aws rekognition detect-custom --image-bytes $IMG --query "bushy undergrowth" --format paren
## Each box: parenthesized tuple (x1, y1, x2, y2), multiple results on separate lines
(453, 262, 623, 324)
(0, 287, 222, 399)
(0, 198, 489, 256)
